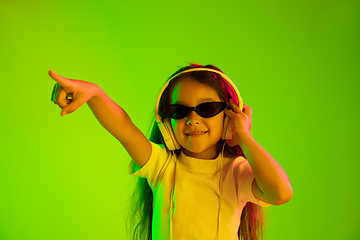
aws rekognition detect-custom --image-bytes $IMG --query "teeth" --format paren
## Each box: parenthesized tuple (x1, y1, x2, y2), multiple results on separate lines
(187, 132, 206, 136)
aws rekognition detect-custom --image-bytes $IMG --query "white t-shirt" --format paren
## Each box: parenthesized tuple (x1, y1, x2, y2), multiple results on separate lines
(128, 142, 270, 240)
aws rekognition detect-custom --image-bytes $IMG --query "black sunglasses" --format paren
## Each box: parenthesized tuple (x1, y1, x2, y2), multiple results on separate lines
(159, 102, 227, 119)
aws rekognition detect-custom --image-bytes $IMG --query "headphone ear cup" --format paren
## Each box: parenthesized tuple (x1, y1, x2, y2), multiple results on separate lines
(222, 115, 232, 140)
(164, 118, 181, 150)
(158, 119, 180, 150)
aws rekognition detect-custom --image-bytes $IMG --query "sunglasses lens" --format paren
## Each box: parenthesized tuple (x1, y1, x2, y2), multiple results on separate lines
(160, 105, 189, 119)
(197, 102, 226, 118)
(160, 102, 226, 119)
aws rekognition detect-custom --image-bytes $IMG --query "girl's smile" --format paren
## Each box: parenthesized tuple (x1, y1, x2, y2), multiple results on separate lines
(185, 131, 208, 137)
(169, 77, 224, 159)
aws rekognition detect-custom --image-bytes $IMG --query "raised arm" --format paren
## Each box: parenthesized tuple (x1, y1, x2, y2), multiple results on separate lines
(225, 100, 293, 205)
(49, 70, 151, 167)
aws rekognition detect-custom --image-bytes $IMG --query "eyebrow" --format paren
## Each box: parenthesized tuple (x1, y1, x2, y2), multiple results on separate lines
(173, 98, 217, 105)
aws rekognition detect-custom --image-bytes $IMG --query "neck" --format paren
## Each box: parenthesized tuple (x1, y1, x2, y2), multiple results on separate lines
(181, 148, 219, 160)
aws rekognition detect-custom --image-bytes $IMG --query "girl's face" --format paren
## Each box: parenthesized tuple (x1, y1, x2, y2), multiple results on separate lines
(170, 77, 224, 159)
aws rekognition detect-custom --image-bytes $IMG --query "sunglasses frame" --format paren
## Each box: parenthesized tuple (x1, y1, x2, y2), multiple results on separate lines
(159, 101, 227, 120)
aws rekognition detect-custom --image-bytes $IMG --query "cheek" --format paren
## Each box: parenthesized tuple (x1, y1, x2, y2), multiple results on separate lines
(211, 114, 225, 133)
(170, 119, 183, 136)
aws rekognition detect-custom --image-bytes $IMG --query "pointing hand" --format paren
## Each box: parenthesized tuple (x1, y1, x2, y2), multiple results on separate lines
(49, 70, 97, 116)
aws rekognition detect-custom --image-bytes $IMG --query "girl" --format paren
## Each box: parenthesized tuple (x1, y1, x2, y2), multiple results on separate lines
(49, 64, 293, 240)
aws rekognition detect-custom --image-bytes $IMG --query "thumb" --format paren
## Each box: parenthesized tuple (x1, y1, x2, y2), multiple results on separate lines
(61, 108, 67, 117)
(60, 94, 84, 116)
(49, 70, 71, 88)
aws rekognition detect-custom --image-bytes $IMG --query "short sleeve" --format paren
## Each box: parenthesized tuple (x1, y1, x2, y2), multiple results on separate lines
(127, 141, 171, 188)
(234, 158, 271, 207)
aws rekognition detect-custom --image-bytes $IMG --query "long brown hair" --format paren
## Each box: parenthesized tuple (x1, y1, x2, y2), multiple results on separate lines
(127, 64, 265, 240)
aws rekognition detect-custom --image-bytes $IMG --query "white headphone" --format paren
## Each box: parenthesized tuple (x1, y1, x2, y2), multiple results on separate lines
(155, 68, 243, 150)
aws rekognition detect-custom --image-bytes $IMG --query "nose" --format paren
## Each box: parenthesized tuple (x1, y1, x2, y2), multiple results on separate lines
(186, 111, 201, 126)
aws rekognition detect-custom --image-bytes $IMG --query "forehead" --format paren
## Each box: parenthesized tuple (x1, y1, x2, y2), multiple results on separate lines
(170, 77, 221, 104)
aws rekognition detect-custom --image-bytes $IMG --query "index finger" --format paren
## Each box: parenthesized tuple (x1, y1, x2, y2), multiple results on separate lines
(229, 99, 243, 114)
(48, 70, 71, 88)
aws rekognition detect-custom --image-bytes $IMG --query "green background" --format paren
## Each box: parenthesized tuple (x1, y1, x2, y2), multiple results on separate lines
(0, 0, 359, 239)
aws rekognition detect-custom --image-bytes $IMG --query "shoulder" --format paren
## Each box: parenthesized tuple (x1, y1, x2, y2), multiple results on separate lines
(150, 141, 168, 154)
(230, 156, 255, 183)
(129, 142, 168, 170)
(128, 142, 174, 183)
(222, 155, 251, 179)
(232, 156, 250, 171)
